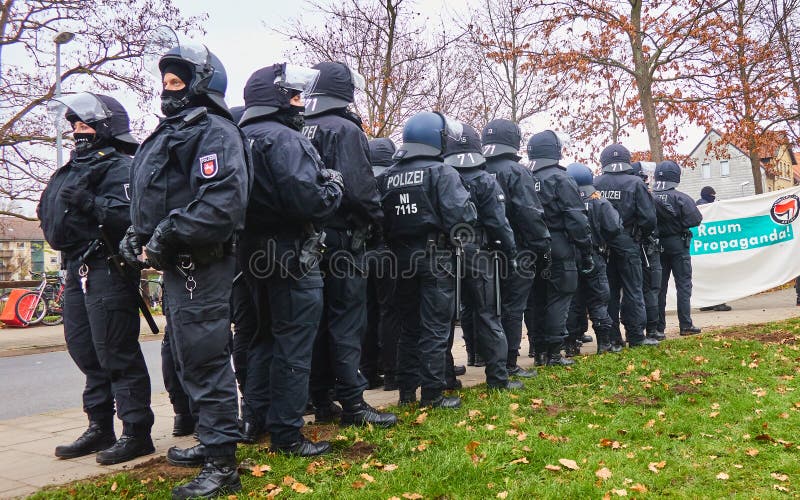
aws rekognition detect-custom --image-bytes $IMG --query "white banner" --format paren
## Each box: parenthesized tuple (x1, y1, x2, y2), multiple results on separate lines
(671, 185, 800, 308)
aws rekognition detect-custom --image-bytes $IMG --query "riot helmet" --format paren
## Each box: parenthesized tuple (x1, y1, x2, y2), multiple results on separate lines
(481, 119, 521, 159)
(394, 111, 463, 161)
(48, 92, 139, 155)
(599, 144, 632, 173)
(443, 123, 486, 168)
(239, 64, 319, 127)
(526, 130, 563, 171)
(305, 61, 365, 116)
(653, 160, 681, 191)
(369, 138, 396, 176)
(566, 162, 597, 197)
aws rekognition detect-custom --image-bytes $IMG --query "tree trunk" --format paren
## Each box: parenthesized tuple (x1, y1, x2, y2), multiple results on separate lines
(629, 0, 664, 161)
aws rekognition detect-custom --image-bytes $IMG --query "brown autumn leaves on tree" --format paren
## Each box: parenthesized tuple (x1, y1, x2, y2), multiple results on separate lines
(0, 0, 204, 220)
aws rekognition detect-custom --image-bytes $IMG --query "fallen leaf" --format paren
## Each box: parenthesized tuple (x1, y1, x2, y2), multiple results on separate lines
(716, 472, 729, 480)
(753, 388, 767, 397)
(110, 482, 118, 492)
(352, 481, 366, 489)
(774, 484, 790, 492)
(402, 494, 423, 500)
(596, 467, 612, 480)
(644, 419, 655, 429)
(746, 449, 759, 457)
(414, 412, 428, 425)
(779, 412, 790, 419)
(650, 369, 662, 381)
(251, 464, 272, 477)
(509, 403, 520, 411)
(283, 476, 296, 486)
(360, 473, 375, 483)
(630, 483, 648, 493)
(510, 457, 529, 464)
(599, 438, 621, 449)
(291, 481, 312, 493)
(497, 492, 508, 499)
(648, 461, 666, 473)
(517, 432, 528, 441)
(485, 424, 496, 431)
(545, 464, 562, 471)
(559, 458, 579, 470)
(384, 464, 398, 472)
(468, 409, 482, 419)
(465, 441, 480, 454)
(771, 473, 789, 482)
(611, 488, 628, 496)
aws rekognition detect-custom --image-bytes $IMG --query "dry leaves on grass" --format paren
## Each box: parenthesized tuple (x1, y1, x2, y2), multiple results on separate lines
(497, 492, 509, 499)
(595, 467, 612, 480)
(544, 464, 562, 471)
(110, 482, 118, 492)
(402, 493, 423, 499)
(771, 473, 789, 482)
(509, 457, 529, 465)
(630, 484, 648, 493)
(251, 464, 272, 477)
(746, 449, 760, 457)
(539, 431, 569, 443)
(648, 461, 666, 473)
(558, 458, 580, 470)
(599, 438, 621, 449)
(716, 472, 729, 480)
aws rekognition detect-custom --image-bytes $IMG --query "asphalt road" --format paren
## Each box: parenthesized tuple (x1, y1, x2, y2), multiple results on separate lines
(0, 340, 165, 420)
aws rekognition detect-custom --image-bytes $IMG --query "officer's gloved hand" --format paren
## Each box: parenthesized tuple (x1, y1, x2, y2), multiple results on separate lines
(60, 185, 95, 213)
(119, 226, 147, 271)
(320, 169, 345, 192)
(579, 252, 595, 275)
(144, 219, 175, 271)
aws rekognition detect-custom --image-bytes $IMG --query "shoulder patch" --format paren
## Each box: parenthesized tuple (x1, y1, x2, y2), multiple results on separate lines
(199, 154, 219, 179)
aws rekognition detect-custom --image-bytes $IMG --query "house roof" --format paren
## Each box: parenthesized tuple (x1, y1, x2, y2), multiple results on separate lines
(0, 217, 44, 241)
(687, 128, 748, 159)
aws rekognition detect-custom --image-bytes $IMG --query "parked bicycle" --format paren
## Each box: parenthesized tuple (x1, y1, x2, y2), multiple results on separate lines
(14, 272, 65, 327)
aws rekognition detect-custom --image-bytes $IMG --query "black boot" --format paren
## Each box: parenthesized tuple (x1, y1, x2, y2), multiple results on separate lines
(679, 325, 702, 336)
(96, 434, 155, 465)
(340, 400, 398, 428)
(54, 421, 116, 459)
(399, 390, 417, 406)
(167, 444, 206, 468)
(489, 380, 524, 391)
(453, 365, 467, 376)
(647, 330, 666, 341)
(595, 328, 613, 354)
(239, 419, 267, 444)
(563, 339, 581, 358)
(420, 392, 461, 409)
(270, 436, 331, 457)
(445, 378, 463, 390)
(581, 334, 593, 343)
(314, 401, 342, 424)
(534, 351, 548, 366)
(473, 353, 486, 367)
(546, 344, 575, 366)
(172, 414, 196, 437)
(171, 455, 241, 499)
(507, 355, 536, 378)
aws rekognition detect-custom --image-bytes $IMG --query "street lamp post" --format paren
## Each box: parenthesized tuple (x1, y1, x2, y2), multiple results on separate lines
(53, 31, 75, 169)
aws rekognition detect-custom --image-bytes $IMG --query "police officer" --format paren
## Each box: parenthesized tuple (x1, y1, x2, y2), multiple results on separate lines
(120, 37, 250, 499)
(652, 160, 704, 336)
(39, 93, 154, 464)
(235, 64, 347, 451)
(593, 144, 659, 347)
(482, 119, 550, 376)
(631, 161, 665, 341)
(302, 62, 395, 428)
(524, 131, 594, 365)
(364, 138, 401, 391)
(443, 123, 522, 390)
(378, 111, 476, 408)
(565, 163, 623, 354)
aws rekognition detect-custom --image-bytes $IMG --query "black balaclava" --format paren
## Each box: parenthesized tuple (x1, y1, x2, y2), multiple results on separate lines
(66, 110, 111, 154)
(700, 186, 716, 203)
(273, 90, 305, 131)
(160, 61, 194, 116)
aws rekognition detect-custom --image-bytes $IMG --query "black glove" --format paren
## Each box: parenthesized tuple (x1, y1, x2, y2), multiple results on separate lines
(320, 169, 345, 191)
(60, 185, 95, 213)
(119, 226, 147, 271)
(144, 219, 175, 271)
(579, 251, 595, 275)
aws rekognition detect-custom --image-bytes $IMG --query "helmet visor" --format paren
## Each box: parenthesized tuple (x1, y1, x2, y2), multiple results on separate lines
(144, 26, 209, 81)
(275, 64, 320, 94)
(441, 115, 463, 143)
(47, 93, 110, 129)
(349, 68, 366, 91)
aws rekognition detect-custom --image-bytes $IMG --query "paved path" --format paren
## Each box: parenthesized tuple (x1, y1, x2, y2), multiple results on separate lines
(0, 288, 797, 498)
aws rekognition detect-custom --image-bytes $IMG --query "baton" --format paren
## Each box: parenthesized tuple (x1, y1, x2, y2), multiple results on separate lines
(98, 225, 160, 334)
(455, 238, 463, 321)
(641, 244, 650, 269)
(493, 249, 502, 317)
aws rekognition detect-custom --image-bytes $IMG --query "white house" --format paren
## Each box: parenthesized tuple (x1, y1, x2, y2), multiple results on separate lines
(683, 129, 766, 201)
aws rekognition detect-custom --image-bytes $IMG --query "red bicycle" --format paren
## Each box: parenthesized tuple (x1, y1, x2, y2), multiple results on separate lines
(14, 272, 65, 326)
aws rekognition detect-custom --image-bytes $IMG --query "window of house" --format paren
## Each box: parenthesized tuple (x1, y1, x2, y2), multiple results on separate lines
(720, 160, 730, 177)
(702, 162, 711, 179)
(16, 242, 25, 249)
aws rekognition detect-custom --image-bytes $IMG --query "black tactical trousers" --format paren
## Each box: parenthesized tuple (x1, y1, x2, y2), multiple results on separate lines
(658, 235, 694, 331)
(566, 253, 612, 342)
(163, 255, 239, 456)
(461, 246, 508, 387)
(363, 252, 399, 382)
(641, 246, 662, 334)
(160, 304, 192, 417)
(392, 244, 455, 400)
(63, 255, 153, 434)
(606, 233, 647, 344)
(524, 232, 578, 354)
(500, 258, 534, 367)
(241, 235, 323, 446)
(231, 273, 257, 395)
(310, 229, 369, 407)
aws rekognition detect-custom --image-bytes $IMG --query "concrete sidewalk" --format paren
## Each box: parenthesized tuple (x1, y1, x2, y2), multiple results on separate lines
(0, 288, 797, 498)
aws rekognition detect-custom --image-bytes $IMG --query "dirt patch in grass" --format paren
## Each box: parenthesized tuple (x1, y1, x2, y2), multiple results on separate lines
(671, 384, 699, 394)
(717, 328, 798, 344)
(675, 370, 713, 379)
(609, 395, 662, 407)
(128, 456, 195, 482)
(341, 440, 377, 460)
(303, 423, 340, 443)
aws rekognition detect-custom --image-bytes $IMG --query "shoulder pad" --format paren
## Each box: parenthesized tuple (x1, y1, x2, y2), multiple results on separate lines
(182, 107, 208, 126)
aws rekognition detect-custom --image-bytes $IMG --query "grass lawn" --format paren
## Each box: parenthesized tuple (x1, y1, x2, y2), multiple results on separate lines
(32, 319, 800, 499)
